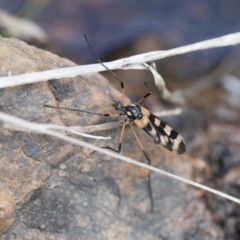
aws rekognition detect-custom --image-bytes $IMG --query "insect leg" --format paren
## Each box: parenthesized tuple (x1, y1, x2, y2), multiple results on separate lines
(103, 113, 122, 117)
(121, 81, 125, 105)
(102, 119, 127, 153)
(136, 82, 151, 105)
(135, 63, 153, 105)
(129, 123, 154, 212)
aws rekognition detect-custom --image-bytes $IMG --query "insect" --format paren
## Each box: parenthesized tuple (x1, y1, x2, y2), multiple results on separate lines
(45, 38, 186, 157)
(44, 35, 186, 211)
(82, 34, 186, 158)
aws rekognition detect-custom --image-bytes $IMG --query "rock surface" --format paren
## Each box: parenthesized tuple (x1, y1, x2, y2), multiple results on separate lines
(0, 37, 224, 239)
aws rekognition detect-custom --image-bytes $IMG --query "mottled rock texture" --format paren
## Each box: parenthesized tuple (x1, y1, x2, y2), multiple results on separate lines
(0, 37, 223, 240)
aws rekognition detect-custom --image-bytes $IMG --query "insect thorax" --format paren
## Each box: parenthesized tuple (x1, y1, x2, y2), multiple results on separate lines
(123, 104, 143, 121)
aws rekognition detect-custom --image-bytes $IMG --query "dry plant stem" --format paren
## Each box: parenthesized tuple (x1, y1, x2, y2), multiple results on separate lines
(1, 32, 240, 89)
(1, 117, 110, 140)
(0, 111, 240, 205)
(44, 124, 111, 140)
(154, 108, 182, 117)
(123, 62, 177, 103)
(0, 9, 48, 42)
(142, 62, 175, 102)
(173, 50, 240, 102)
(71, 121, 123, 133)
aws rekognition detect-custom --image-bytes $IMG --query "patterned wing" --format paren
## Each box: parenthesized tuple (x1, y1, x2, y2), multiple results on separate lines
(135, 112, 186, 154)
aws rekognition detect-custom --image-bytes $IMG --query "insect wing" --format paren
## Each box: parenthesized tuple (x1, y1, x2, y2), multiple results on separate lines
(135, 112, 186, 154)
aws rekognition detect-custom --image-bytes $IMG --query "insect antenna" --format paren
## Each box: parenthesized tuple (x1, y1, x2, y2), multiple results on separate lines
(43, 104, 105, 116)
(43, 104, 122, 118)
(84, 34, 122, 83)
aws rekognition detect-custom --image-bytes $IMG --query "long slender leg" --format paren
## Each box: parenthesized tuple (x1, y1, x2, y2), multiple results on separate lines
(135, 63, 153, 105)
(135, 82, 151, 105)
(103, 113, 122, 117)
(129, 123, 154, 212)
(102, 119, 127, 153)
(121, 81, 125, 105)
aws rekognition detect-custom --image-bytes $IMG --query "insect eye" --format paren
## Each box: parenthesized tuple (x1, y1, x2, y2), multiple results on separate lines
(113, 101, 121, 110)
(116, 103, 121, 110)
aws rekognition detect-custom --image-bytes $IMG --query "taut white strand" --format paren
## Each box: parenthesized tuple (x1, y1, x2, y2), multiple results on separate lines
(0, 32, 240, 88)
(0, 112, 239, 205)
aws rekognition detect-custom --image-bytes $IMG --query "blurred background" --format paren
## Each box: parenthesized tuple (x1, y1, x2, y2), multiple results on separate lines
(0, 0, 240, 238)
(1, 0, 240, 101)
